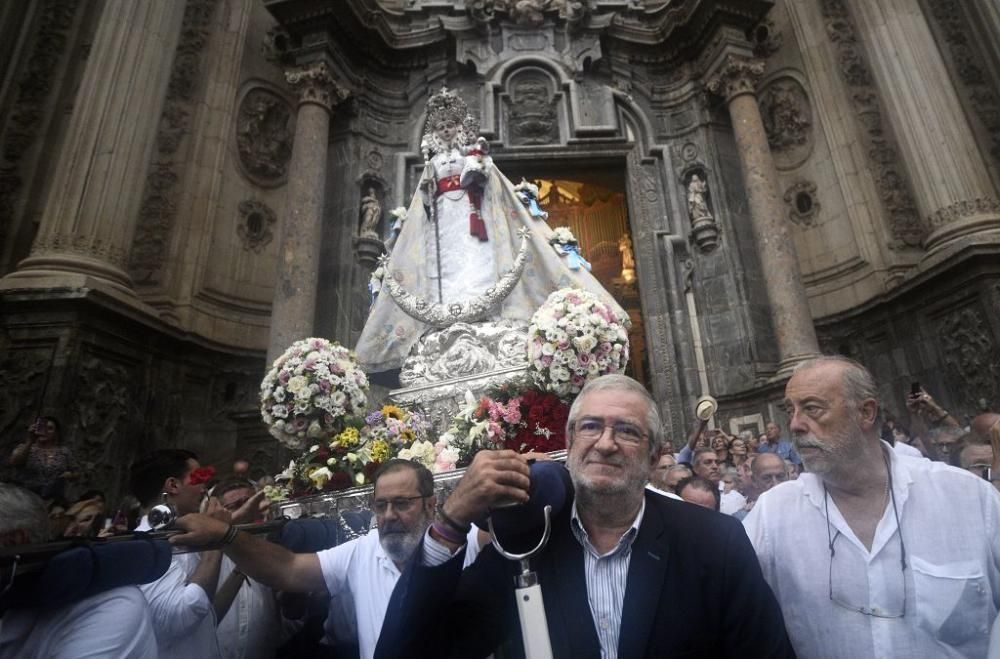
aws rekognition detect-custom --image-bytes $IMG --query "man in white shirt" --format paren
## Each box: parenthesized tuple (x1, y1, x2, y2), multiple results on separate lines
(131, 449, 225, 658)
(745, 356, 1000, 658)
(169, 459, 479, 659)
(211, 478, 299, 659)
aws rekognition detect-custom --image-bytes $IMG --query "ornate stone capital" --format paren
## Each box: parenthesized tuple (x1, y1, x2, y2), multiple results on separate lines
(706, 55, 765, 102)
(285, 61, 349, 111)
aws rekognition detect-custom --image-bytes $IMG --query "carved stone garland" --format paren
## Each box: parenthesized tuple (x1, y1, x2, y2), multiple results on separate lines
(924, 0, 1000, 165)
(820, 0, 925, 249)
(0, 0, 80, 249)
(129, 0, 220, 285)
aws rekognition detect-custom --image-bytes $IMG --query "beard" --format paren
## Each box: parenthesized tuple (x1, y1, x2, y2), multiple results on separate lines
(793, 416, 865, 475)
(568, 446, 651, 502)
(379, 514, 431, 564)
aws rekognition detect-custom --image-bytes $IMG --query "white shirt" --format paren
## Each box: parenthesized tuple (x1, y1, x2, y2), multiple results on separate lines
(0, 586, 158, 658)
(893, 441, 923, 459)
(137, 516, 220, 658)
(720, 488, 747, 515)
(319, 527, 482, 659)
(216, 556, 299, 659)
(744, 445, 1000, 658)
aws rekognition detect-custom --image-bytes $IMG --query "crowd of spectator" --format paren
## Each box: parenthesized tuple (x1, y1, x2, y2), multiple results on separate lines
(2, 358, 1000, 657)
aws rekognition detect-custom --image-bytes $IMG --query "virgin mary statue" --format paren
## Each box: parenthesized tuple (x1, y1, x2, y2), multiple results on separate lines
(355, 87, 624, 373)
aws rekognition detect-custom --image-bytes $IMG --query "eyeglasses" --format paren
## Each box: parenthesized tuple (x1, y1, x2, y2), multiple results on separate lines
(823, 454, 907, 619)
(827, 528, 907, 618)
(372, 495, 429, 514)
(573, 417, 647, 445)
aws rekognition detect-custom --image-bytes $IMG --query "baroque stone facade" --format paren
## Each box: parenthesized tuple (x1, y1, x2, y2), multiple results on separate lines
(1, 0, 999, 497)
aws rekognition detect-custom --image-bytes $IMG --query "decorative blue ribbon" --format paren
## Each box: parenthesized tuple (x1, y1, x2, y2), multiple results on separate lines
(553, 243, 591, 271)
(517, 191, 549, 220)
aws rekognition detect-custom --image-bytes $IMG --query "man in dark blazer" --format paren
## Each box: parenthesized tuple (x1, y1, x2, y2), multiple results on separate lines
(375, 374, 794, 658)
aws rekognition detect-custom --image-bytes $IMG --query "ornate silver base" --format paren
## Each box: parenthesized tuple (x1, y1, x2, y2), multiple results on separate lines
(393, 320, 530, 431)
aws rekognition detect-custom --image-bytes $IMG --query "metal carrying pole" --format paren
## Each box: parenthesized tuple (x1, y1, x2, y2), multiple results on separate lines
(0, 518, 289, 576)
(487, 505, 555, 659)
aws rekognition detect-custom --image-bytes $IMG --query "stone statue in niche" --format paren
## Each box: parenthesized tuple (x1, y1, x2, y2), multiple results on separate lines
(358, 187, 382, 239)
(236, 89, 292, 184)
(686, 174, 719, 253)
(619, 232, 635, 271)
(508, 75, 557, 145)
(688, 174, 712, 220)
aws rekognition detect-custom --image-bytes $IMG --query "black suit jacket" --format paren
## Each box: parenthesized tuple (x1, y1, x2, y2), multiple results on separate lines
(376, 489, 794, 658)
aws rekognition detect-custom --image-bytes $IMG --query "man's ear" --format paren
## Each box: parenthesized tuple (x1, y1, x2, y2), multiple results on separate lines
(163, 476, 181, 496)
(859, 398, 879, 429)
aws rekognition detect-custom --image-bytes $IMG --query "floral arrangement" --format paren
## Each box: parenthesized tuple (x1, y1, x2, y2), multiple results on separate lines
(527, 288, 629, 397)
(260, 338, 369, 450)
(549, 226, 578, 247)
(441, 378, 570, 464)
(269, 404, 443, 499)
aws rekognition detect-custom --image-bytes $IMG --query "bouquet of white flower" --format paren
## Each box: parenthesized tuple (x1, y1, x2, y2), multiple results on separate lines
(260, 338, 369, 449)
(527, 288, 630, 397)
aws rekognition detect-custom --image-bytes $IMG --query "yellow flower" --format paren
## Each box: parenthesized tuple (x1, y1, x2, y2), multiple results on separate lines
(371, 439, 390, 463)
(337, 427, 360, 447)
(382, 404, 406, 420)
(400, 428, 415, 443)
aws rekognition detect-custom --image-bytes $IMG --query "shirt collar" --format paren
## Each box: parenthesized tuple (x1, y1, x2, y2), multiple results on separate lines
(800, 440, 915, 509)
(570, 496, 645, 558)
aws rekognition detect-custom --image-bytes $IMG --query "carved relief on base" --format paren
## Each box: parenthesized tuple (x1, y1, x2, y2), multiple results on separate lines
(399, 320, 529, 388)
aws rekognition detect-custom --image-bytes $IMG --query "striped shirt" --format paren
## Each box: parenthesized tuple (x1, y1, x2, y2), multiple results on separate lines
(570, 499, 645, 659)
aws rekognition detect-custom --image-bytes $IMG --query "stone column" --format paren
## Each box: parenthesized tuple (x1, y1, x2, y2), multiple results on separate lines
(266, 60, 349, 364)
(1, 0, 187, 296)
(707, 55, 820, 374)
(849, 0, 1000, 253)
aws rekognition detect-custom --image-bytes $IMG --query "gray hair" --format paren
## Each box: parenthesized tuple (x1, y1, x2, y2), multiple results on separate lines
(738, 429, 754, 442)
(0, 483, 50, 544)
(566, 374, 663, 460)
(691, 447, 717, 468)
(794, 355, 878, 406)
(665, 464, 692, 478)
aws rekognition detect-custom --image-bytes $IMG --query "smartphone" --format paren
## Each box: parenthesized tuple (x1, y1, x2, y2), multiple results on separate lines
(910, 382, 921, 396)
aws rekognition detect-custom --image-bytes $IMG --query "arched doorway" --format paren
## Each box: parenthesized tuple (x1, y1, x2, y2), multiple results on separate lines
(501, 162, 651, 393)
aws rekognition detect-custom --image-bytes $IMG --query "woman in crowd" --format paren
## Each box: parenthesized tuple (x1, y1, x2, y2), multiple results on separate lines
(62, 497, 107, 538)
(7, 416, 78, 501)
(711, 432, 732, 467)
(730, 433, 751, 469)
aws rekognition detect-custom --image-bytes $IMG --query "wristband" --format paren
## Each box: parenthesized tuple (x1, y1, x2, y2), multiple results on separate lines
(221, 524, 239, 546)
(438, 508, 471, 535)
(431, 520, 466, 545)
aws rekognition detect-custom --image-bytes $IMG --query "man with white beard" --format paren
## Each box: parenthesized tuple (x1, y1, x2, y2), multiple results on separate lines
(744, 356, 1000, 658)
(170, 459, 479, 659)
